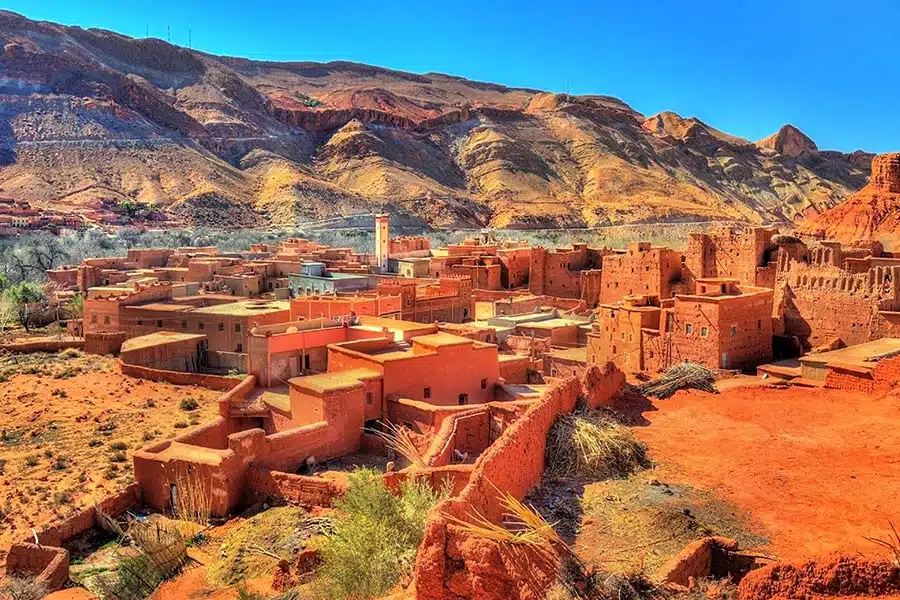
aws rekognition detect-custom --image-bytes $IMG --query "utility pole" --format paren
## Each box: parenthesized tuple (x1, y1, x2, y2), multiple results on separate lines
(167, 25, 171, 43)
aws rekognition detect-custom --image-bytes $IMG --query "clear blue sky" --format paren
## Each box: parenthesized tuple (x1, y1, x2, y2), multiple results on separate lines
(6, 0, 898, 153)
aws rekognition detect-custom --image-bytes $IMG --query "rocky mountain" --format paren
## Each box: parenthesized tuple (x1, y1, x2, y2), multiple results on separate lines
(799, 153, 900, 246)
(0, 11, 875, 229)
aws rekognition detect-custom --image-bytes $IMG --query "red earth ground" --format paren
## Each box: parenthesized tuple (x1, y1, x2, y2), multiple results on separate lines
(0, 354, 222, 566)
(632, 383, 900, 561)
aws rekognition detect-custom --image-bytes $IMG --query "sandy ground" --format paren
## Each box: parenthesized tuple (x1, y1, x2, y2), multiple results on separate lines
(630, 385, 900, 561)
(0, 354, 222, 564)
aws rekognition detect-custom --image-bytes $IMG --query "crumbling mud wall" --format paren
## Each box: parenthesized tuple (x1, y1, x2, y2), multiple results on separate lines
(738, 555, 900, 600)
(5, 543, 69, 591)
(824, 353, 900, 394)
(0, 339, 84, 353)
(413, 364, 625, 600)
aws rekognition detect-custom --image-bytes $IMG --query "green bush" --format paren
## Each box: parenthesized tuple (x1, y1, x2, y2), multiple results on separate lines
(179, 398, 199, 411)
(317, 469, 448, 600)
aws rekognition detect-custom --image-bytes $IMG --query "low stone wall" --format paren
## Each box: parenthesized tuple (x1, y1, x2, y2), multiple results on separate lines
(6, 543, 69, 591)
(119, 361, 244, 391)
(0, 338, 84, 354)
(738, 555, 900, 600)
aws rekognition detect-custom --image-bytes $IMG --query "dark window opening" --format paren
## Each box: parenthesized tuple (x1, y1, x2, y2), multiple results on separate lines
(480, 378, 487, 390)
(366, 392, 374, 406)
(458, 393, 468, 406)
(218, 323, 224, 331)
(424, 386, 431, 399)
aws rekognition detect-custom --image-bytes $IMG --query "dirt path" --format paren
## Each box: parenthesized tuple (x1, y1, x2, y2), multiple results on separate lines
(631, 385, 900, 560)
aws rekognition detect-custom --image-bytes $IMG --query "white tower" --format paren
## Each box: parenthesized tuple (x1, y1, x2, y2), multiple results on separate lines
(375, 213, 389, 272)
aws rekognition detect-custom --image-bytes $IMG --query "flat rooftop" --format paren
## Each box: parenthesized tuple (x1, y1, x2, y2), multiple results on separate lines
(192, 300, 290, 317)
(288, 368, 381, 394)
(517, 318, 582, 330)
(799, 338, 900, 370)
(412, 332, 474, 348)
(549, 346, 588, 363)
(121, 331, 206, 353)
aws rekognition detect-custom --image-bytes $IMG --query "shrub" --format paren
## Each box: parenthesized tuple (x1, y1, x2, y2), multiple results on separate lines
(43, 449, 53, 458)
(109, 451, 127, 463)
(59, 348, 82, 359)
(317, 469, 448, 600)
(0, 577, 48, 600)
(52, 456, 69, 471)
(104, 465, 119, 480)
(88, 438, 103, 448)
(24, 455, 38, 467)
(54, 490, 72, 505)
(142, 432, 153, 442)
(145, 399, 156, 408)
(173, 421, 188, 429)
(179, 398, 199, 411)
(109, 441, 128, 451)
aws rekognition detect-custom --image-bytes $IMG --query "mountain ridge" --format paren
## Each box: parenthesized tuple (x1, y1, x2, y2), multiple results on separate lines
(0, 10, 875, 229)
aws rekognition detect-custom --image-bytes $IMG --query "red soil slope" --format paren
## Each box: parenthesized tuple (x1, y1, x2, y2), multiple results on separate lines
(633, 384, 900, 561)
(801, 153, 900, 247)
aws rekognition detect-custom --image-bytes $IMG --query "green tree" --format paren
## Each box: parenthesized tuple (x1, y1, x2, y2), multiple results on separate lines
(4, 282, 47, 332)
(69, 293, 85, 319)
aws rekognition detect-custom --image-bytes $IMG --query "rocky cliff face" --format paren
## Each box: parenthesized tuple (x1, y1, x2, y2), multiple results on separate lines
(0, 10, 875, 229)
(799, 153, 900, 246)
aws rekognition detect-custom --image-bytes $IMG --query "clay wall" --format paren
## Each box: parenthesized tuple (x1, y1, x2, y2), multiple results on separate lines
(0, 339, 84, 354)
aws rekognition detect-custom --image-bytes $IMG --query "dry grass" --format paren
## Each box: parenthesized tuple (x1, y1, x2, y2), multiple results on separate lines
(171, 466, 212, 525)
(864, 520, 900, 566)
(367, 421, 425, 469)
(636, 363, 717, 399)
(546, 410, 650, 480)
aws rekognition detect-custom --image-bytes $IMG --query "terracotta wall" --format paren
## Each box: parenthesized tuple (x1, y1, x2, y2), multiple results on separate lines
(246, 467, 348, 506)
(0, 339, 84, 354)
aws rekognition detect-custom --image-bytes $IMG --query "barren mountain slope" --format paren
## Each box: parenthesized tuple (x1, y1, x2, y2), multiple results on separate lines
(0, 10, 873, 229)
(799, 153, 900, 247)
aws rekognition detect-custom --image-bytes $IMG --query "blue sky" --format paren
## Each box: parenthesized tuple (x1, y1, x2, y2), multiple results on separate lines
(6, 0, 898, 153)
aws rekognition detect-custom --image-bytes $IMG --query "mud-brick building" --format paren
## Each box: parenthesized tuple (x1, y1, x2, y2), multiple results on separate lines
(529, 243, 607, 304)
(589, 278, 774, 373)
(684, 227, 779, 288)
(598, 242, 684, 305)
(376, 276, 474, 323)
(327, 332, 500, 406)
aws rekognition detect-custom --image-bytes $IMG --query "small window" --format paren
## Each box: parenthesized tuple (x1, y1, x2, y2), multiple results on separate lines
(701, 327, 709, 338)
(757, 319, 762, 330)
(730, 326, 737, 337)
(103, 315, 110, 325)
(90, 313, 97, 324)
(458, 393, 468, 406)
(648, 350, 655, 359)
(236, 343, 243, 353)
(685, 323, 693, 335)
(198, 321, 204, 330)
(218, 323, 224, 331)
(157, 320, 163, 328)
(181, 320, 187, 329)
(424, 387, 431, 399)
(480, 378, 487, 390)
(137, 319, 143, 326)
(235, 323, 241, 333)
(366, 392, 374, 406)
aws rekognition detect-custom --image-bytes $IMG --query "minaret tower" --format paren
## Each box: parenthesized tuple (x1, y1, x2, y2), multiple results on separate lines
(375, 213, 390, 272)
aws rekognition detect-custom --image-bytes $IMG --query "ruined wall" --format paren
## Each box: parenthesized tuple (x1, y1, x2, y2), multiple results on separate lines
(775, 251, 900, 348)
(246, 467, 348, 507)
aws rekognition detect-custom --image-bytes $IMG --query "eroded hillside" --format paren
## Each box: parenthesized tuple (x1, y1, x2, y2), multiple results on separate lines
(0, 11, 873, 229)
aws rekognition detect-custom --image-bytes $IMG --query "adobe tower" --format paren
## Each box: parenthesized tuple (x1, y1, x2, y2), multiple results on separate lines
(375, 213, 390, 271)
